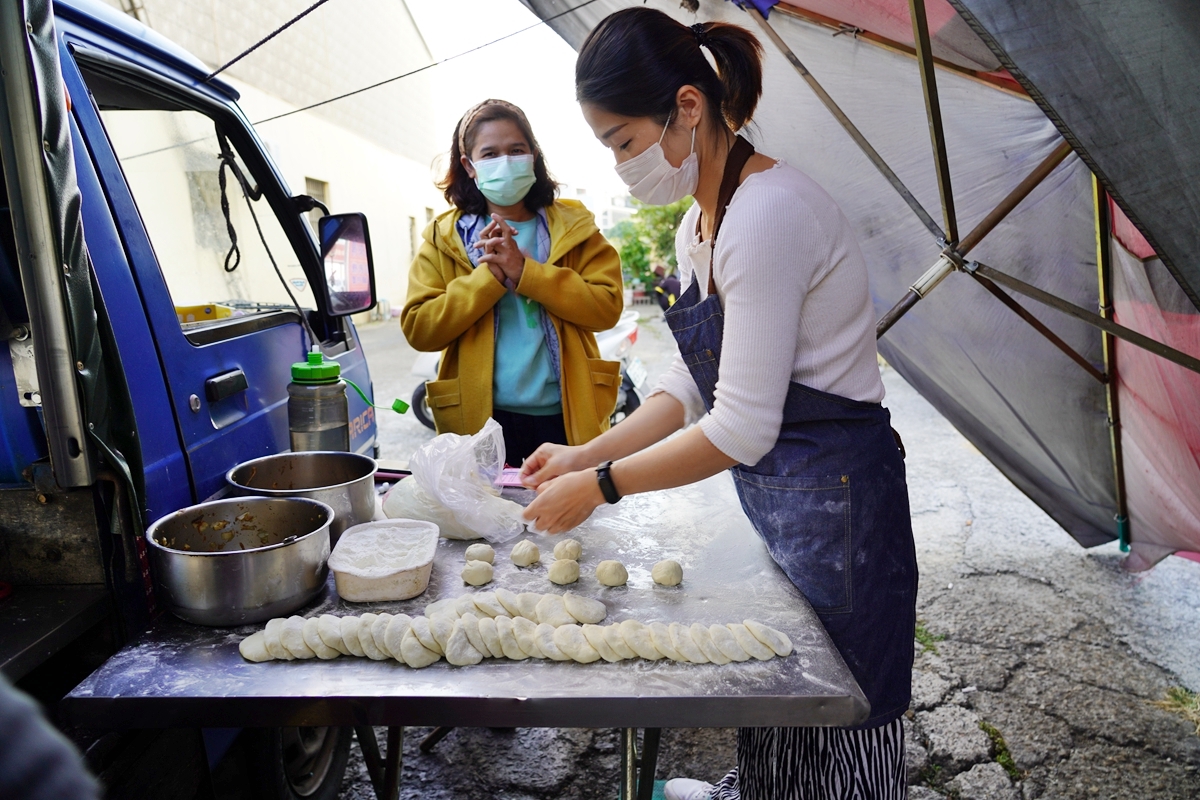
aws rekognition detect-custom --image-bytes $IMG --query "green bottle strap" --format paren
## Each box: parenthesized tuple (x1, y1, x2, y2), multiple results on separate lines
(343, 377, 409, 414)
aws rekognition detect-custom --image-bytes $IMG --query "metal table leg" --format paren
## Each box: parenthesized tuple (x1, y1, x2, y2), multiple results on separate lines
(354, 726, 403, 800)
(638, 728, 661, 800)
(620, 728, 638, 800)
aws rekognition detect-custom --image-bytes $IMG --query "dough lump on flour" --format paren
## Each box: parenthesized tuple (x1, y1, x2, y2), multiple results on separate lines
(562, 592, 607, 625)
(552, 538, 582, 561)
(651, 560, 683, 586)
(510, 540, 540, 567)
(464, 543, 495, 564)
(461, 559, 494, 586)
(239, 631, 272, 662)
(595, 560, 628, 586)
(548, 559, 579, 585)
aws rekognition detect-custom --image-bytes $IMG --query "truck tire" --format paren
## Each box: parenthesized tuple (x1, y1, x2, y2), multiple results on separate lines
(411, 384, 436, 430)
(246, 726, 351, 800)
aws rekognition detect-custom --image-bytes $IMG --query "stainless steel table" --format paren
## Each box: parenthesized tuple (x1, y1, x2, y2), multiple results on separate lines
(63, 474, 867, 798)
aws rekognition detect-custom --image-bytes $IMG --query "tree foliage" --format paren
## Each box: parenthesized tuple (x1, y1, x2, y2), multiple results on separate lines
(606, 197, 694, 287)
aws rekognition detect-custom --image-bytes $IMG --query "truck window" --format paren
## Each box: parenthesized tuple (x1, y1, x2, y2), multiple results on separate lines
(80, 69, 314, 333)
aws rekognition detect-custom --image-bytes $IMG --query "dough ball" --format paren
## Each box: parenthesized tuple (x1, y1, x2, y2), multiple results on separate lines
(462, 559, 494, 586)
(281, 616, 316, 659)
(582, 624, 622, 662)
(670, 622, 708, 664)
(512, 616, 544, 658)
(383, 614, 413, 660)
(357, 613, 386, 660)
(595, 560, 628, 587)
(494, 616, 528, 661)
(690, 622, 730, 665)
(318, 614, 350, 656)
(477, 616, 504, 659)
(339, 616, 366, 657)
(513, 592, 542, 620)
(443, 619, 484, 666)
(262, 618, 293, 660)
(553, 538, 582, 561)
(562, 592, 607, 625)
(494, 587, 523, 617)
(400, 627, 440, 668)
(239, 631, 273, 662)
(602, 624, 638, 660)
(510, 540, 540, 567)
(619, 619, 662, 660)
(465, 543, 495, 564)
(410, 616, 443, 656)
(651, 560, 683, 586)
(535, 623, 571, 661)
(303, 617, 340, 660)
(535, 594, 576, 627)
(729, 623, 775, 661)
(472, 591, 507, 618)
(708, 623, 751, 662)
(454, 594, 481, 618)
(430, 615, 456, 653)
(370, 613, 395, 659)
(553, 624, 600, 663)
(649, 621, 686, 662)
(458, 613, 492, 659)
(743, 620, 793, 657)
(548, 559, 580, 585)
(424, 598, 460, 620)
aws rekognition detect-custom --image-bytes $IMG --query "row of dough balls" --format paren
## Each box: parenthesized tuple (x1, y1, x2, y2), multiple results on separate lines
(460, 539, 683, 589)
(240, 612, 792, 668)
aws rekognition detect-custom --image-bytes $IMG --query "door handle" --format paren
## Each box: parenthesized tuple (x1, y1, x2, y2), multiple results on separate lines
(205, 369, 248, 403)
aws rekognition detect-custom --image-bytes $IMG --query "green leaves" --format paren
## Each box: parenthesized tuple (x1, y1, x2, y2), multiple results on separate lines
(606, 197, 694, 288)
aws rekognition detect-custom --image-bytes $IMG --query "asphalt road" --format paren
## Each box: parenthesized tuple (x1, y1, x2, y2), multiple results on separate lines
(345, 308, 1200, 800)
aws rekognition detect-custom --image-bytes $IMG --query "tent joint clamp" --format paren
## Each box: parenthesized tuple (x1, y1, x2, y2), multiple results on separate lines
(961, 260, 980, 275)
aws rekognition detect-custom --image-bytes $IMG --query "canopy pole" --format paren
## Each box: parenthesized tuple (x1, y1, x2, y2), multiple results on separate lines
(746, 7, 946, 242)
(907, 0, 958, 244)
(1093, 178, 1130, 551)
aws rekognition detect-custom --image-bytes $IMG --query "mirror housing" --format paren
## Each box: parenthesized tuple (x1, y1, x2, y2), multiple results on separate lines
(318, 213, 376, 316)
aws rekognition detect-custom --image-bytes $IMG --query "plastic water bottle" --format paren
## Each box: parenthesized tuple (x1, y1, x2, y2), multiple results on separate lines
(288, 348, 349, 452)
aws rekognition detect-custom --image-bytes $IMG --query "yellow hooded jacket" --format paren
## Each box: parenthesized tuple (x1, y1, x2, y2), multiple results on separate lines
(402, 199, 624, 445)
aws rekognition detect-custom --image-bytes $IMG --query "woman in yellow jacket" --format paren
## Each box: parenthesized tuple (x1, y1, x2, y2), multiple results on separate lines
(402, 99, 624, 464)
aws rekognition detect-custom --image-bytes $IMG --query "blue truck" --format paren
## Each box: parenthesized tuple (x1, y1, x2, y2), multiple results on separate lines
(1, 0, 377, 794)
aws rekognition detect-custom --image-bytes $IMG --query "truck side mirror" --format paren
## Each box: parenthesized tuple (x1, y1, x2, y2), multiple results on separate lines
(318, 213, 376, 316)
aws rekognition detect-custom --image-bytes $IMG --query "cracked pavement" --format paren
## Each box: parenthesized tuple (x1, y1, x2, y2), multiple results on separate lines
(342, 310, 1200, 799)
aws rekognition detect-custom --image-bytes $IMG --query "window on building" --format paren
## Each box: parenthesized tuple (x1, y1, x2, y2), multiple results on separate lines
(305, 177, 329, 235)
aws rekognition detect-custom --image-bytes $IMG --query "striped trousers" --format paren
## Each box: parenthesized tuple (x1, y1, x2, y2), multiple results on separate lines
(709, 720, 906, 800)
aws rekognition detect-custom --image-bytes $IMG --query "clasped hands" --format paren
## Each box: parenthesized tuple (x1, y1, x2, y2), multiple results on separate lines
(475, 214, 525, 290)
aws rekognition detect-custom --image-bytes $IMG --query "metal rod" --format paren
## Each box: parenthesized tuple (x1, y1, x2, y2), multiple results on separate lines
(382, 726, 403, 800)
(1093, 178, 1130, 550)
(355, 726, 387, 799)
(638, 728, 662, 800)
(876, 289, 920, 339)
(967, 272, 1107, 383)
(619, 728, 638, 800)
(746, 7, 946, 242)
(971, 262, 1200, 375)
(908, 0, 958, 243)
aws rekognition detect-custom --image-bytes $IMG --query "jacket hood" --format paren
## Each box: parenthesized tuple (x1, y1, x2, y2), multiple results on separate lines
(427, 199, 600, 266)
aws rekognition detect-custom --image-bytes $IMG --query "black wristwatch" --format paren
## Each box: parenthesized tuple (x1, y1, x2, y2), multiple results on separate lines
(595, 461, 621, 504)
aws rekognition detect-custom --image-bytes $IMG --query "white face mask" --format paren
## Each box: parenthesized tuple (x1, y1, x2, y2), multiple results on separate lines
(614, 115, 698, 206)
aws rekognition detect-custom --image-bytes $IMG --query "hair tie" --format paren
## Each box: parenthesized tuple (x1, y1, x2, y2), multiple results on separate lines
(690, 23, 709, 48)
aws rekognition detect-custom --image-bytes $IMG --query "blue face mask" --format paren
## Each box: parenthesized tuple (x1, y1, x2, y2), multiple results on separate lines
(472, 154, 536, 206)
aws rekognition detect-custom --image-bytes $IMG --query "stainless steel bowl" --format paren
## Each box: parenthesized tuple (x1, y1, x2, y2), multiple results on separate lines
(226, 451, 376, 544)
(146, 497, 333, 626)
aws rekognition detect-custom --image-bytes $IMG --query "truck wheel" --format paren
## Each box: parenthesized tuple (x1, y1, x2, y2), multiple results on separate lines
(247, 726, 351, 800)
(411, 384, 436, 430)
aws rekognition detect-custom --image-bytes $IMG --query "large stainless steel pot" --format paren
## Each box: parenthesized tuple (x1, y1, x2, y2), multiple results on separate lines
(146, 497, 333, 626)
(226, 451, 376, 544)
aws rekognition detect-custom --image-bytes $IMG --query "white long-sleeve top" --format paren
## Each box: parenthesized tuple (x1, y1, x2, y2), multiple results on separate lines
(650, 161, 885, 466)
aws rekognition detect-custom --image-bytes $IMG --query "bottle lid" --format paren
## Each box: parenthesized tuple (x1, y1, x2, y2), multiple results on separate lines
(291, 349, 341, 382)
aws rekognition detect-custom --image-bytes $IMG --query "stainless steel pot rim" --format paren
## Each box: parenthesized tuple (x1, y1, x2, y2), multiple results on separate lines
(145, 496, 335, 557)
(224, 450, 378, 494)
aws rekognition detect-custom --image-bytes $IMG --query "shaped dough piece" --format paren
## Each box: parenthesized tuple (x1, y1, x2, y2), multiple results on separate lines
(729, 623, 775, 661)
(462, 560, 494, 586)
(562, 592, 607, 625)
(513, 592, 542, 621)
(494, 616, 528, 660)
(709, 624, 751, 662)
(649, 622, 685, 662)
(553, 538, 582, 561)
(458, 613, 491, 659)
(554, 624, 600, 663)
(465, 543, 495, 564)
(603, 624, 638, 660)
(304, 617, 341, 660)
(670, 622, 708, 664)
(281, 617, 316, 659)
(425, 598, 460, 621)
(651, 560, 683, 586)
(318, 614, 350, 656)
(744, 620, 793, 657)
(494, 587, 523, 617)
(339, 616, 366, 657)
(239, 631, 273, 662)
(472, 591, 508, 619)
(477, 616, 504, 659)
(400, 627, 440, 668)
(548, 559, 579, 585)
(535, 623, 572, 661)
(595, 560, 628, 586)
(619, 620, 662, 660)
(510, 540, 540, 567)
(431, 615, 456, 653)
(384, 614, 413, 661)
(263, 619, 293, 660)
(410, 617, 443, 656)
(690, 623, 730, 665)
(582, 624, 623, 662)
(370, 613, 395, 659)
(357, 614, 386, 660)
(512, 616, 544, 658)
(455, 594, 482, 618)
(535, 594, 576, 627)
(444, 619, 484, 666)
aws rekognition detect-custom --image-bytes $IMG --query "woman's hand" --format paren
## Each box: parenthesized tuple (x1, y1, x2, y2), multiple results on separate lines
(520, 443, 596, 488)
(522, 469, 604, 534)
(476, 215, 525, 286)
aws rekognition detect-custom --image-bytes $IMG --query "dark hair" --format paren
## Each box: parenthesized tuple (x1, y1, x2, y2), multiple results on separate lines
(575, 8, 763, 132)
(438, 99, 559, 215)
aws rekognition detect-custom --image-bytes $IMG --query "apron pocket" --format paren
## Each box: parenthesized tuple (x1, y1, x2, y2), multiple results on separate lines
(587, 357, 621, 421)
(680, 349, 720, 407)
(425, 378, 464, 434)
(732, 470, 852, 614)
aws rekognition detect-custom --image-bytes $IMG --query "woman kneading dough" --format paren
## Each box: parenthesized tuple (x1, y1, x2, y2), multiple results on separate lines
(520, 9, 917, 800)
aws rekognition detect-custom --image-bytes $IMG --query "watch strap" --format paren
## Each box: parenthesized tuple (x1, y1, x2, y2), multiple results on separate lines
(596, 461, 620, 504)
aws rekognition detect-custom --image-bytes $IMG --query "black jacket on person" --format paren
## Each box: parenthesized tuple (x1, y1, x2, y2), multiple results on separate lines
(653, 274, 681, 311)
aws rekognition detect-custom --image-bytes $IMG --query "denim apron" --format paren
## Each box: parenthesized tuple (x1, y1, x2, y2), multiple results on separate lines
(665, 139, 917, 729)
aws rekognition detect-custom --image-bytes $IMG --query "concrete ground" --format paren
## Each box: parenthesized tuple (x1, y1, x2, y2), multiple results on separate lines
(344, 308, 1200, 800)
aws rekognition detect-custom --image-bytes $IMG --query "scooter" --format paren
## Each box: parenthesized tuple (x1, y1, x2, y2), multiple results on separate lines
(409, 309, 647, 430)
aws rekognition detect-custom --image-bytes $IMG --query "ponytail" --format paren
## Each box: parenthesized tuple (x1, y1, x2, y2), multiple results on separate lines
(576, 8, 763, 133)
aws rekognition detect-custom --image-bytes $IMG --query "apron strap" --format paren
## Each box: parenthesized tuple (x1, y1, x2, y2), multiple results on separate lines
(697, 135, 756, 297)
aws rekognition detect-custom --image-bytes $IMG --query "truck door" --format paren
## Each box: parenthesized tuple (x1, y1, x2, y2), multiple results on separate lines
(64, 47, 373, 502)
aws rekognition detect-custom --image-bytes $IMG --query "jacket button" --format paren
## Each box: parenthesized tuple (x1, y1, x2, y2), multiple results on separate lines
(841, 475, 849, 484)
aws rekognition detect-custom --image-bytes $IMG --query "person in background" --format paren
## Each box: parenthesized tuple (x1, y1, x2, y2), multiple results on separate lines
(651, 263, 681, 310)
(402, 99, 624, 464)
(0, 674, 99, 800)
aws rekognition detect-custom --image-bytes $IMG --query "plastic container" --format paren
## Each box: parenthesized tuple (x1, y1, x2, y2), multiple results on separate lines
(288, 348, 349, 452)
(327, 519, 439, 602)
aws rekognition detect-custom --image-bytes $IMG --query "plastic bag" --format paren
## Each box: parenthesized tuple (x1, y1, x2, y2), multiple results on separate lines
(405, 418, 527, 542)
(381, 478, 480, 540)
